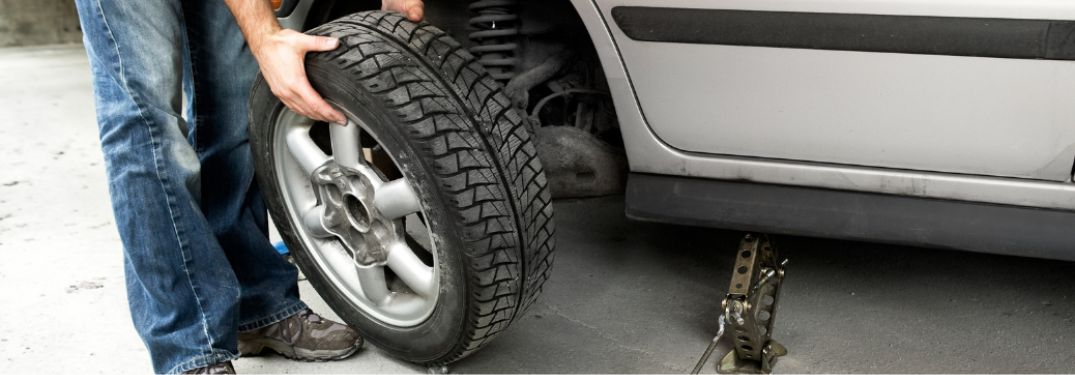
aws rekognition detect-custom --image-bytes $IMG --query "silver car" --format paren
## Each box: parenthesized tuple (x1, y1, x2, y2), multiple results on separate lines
(257, 0, 1075, 366)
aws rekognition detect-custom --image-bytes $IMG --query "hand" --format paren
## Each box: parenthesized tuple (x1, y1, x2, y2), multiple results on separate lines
(383, 0, 425, 22)
(251, 28, 347, 124)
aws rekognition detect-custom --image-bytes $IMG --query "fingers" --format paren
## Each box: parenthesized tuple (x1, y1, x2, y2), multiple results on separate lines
(294, 80, 347, 125)
(290, 35, 346, 123)
(407, 6, 423, 22)
(406, 0, 424, 22)
(270, 72, 345, 125)
(300, 34, 340, 52)
(260, 31, 346, 124)
(383, 0, 424, 21)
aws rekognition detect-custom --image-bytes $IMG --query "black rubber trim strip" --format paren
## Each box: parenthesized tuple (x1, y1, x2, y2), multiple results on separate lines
(611, 6, 1075, 60)
(625, 173, 1075, 261)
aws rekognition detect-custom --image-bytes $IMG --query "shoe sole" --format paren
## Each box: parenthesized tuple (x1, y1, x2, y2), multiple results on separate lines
(239, 338, 364, 362)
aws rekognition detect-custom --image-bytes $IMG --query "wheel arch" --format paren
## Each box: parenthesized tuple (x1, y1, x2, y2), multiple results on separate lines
(561, 0, 645, 171)
(287, 0, 646, 173)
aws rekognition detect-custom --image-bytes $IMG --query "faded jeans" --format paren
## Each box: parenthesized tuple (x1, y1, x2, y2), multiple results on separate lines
(74, 0, 306, 372)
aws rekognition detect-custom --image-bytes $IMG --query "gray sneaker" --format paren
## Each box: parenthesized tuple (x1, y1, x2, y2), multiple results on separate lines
(182, 361, 235, 374)
(238, 309, 363, 361)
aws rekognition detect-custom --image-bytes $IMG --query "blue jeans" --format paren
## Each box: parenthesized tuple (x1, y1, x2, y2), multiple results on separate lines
(74, 0, 307, 373)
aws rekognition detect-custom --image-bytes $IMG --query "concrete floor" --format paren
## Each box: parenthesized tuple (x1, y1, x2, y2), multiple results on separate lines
(2, 45, 1074, 373)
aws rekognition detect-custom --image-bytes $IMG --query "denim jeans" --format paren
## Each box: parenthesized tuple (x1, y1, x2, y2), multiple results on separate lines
(74, 0, 307, 373)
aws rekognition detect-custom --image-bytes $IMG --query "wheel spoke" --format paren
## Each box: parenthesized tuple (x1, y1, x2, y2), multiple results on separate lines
(330, 120, 362, 170)
(301, 206, 333, 238)
(387, 242, 436, 298)
(286, 124, 329, 174)
(319, 241, 362, 288)
(356, 266, 390, 305)
(375, 178, 422, 220)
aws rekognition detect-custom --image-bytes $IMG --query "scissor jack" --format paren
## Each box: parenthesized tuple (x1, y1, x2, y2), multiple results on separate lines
(692, 234, 788, 374)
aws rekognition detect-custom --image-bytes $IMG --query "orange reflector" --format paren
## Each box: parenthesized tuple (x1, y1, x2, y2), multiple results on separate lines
(271, 0, 282, 10)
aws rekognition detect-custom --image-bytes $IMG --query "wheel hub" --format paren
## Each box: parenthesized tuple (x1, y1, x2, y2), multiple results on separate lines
(310, 162, 398, 267)
(276, 113, 437, 326)
(343, 194, 371, 232)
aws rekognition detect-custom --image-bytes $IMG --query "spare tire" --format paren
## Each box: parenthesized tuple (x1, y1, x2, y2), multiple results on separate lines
(249, 11, 555, 365)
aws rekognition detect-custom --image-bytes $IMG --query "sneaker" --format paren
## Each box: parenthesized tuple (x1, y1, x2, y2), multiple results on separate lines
(182, 361, 235, 374)
(238, 309, 363, 361)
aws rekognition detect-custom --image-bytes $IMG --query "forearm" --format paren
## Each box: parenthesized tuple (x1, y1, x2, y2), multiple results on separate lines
(223, 0, 281, 57)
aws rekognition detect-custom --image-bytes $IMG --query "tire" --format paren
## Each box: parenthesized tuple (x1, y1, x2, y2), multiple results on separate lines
(249, 11, 555, 365)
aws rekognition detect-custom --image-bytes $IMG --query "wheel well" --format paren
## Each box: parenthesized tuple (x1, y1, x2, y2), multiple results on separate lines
(310, 0, 627, 197)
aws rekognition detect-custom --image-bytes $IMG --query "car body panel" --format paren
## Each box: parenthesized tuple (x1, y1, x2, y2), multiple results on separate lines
(602, 0, 1075, 181)
(277, 0, 315, 30)
(612, 31, 1075, 181)
(566, 0, 1075, 211)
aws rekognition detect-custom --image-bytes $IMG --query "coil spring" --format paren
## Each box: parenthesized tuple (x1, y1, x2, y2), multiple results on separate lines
(468, 0, 520, 82)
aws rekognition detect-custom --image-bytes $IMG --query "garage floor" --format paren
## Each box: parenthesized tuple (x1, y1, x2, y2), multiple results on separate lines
(2, 45, 1074, 374)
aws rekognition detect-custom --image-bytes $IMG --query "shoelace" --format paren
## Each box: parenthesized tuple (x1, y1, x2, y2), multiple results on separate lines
(299, 309, 323, 324)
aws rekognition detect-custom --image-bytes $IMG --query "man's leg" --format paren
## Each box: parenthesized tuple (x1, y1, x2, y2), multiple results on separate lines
(74, 0, 241, 372)
(179, 0, 306, 329)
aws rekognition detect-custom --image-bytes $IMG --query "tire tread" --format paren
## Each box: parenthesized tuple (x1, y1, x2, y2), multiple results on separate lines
(302, 11, 555, 364)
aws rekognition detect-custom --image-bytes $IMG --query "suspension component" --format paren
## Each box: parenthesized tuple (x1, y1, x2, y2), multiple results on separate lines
(468, 0, 520, 82)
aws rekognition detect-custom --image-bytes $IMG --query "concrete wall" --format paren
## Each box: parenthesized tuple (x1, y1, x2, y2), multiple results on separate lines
(0, 0, 82, 47)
